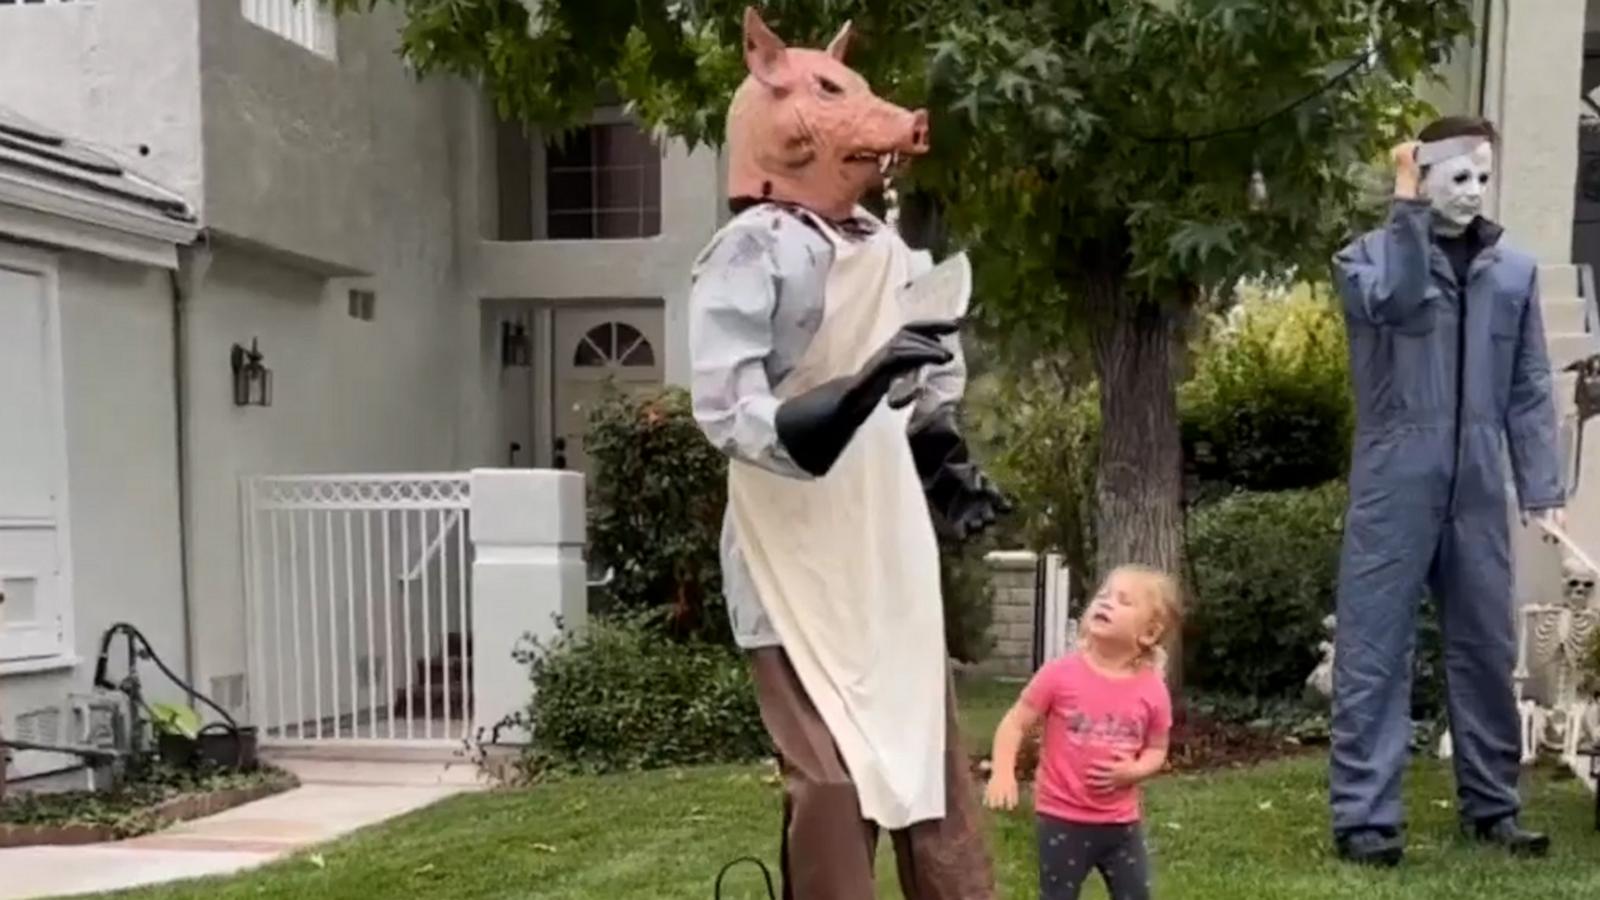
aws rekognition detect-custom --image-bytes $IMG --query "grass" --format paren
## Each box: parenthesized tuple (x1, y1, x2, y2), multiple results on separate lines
(94, 758, 1600, 899)
(954, 670, 1023, 756)
(84, 678, 1600, 899)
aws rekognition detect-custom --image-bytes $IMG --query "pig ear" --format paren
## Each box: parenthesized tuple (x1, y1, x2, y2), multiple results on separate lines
(826, 21, 853, 61)
(743, 6, 794, 90)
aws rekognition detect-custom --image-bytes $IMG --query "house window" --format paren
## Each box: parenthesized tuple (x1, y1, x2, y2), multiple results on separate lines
(545, 124, 662, 240)
(241, 0, 337, 59)
(347, 288, 376, 322)
(573, 322, 656, 368)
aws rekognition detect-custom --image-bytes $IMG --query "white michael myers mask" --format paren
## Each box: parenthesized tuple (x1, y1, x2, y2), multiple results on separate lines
(1418, 137, 1494, 235)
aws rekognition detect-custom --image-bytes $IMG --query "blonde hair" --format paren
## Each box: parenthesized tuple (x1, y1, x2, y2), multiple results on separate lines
(1081, 564, 1184, 671)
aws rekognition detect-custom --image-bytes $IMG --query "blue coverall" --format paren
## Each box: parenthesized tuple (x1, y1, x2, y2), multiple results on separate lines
(1329, 199, 1564, 835)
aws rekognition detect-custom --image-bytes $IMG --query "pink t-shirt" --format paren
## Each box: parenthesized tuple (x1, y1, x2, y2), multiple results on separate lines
(1021, 652, 1173, 824)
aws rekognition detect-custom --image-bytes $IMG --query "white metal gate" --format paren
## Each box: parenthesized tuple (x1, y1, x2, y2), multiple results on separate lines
(242, 474, 473, 746)
(1032, 552, 1074, 669)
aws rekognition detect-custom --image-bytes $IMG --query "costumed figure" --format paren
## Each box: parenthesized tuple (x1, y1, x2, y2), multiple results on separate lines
(689, 8, 1008, 899)
(1329, 116, 1566, 866)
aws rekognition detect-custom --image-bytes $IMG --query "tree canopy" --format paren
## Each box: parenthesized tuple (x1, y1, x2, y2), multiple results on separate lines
(332, 0, 1471, 339)
(329, 0, 1476, 589)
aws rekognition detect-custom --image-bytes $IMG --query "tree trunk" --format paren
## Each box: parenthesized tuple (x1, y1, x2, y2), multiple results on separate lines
(1087, 277, 1188, 692)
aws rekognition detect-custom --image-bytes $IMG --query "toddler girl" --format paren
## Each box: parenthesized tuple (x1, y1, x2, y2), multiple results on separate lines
(984, 565, 1180, 900)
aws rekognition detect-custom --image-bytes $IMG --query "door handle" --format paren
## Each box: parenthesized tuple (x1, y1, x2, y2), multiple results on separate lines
(509, 441, 522, 467)
(553, 437, 568, 470)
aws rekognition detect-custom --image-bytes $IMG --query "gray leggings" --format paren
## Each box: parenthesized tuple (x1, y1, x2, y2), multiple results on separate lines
(1036, 816, 1151, 900)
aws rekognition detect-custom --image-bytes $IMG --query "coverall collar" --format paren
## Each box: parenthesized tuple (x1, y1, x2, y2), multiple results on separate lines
(1429, 216, 1504, 289)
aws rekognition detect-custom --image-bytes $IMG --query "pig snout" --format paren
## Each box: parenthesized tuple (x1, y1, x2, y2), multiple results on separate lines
(852, 99, 929, 157)
(907, 108, 929, 154)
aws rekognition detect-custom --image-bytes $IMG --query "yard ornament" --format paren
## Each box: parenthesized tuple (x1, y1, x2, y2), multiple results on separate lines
(1329, 116, 1564, 866)
(688, 8, 1005, 898)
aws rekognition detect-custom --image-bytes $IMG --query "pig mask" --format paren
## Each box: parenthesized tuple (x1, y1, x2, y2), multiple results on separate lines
(726, 7, 930, 221)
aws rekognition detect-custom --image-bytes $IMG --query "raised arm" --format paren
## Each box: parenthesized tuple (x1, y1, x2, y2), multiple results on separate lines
(689, 224, 812, 479)
(1332, 199, 1435, 327)
(690, 221, 955, 479)
(1333, 144, 1436, 328)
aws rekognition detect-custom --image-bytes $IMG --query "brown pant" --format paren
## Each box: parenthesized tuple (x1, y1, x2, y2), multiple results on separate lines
(750, 647, 996, 900)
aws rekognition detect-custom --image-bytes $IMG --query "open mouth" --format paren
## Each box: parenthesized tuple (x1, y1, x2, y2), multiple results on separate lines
(844, 151, 900, 175)
(1090, 610, 1112, 625)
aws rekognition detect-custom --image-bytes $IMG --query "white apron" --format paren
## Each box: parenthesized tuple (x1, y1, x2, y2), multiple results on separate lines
(727, 211, 948, 828)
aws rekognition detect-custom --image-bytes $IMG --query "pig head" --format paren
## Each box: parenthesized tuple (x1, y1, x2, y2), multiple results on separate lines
(726, 7, 929, 221)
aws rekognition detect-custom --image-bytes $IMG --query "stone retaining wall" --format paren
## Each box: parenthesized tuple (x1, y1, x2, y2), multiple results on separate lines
(977, 551, 1038, 678)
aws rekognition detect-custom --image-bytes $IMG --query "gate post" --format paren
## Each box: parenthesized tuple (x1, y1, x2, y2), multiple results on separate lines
(469, 469, 587, 744)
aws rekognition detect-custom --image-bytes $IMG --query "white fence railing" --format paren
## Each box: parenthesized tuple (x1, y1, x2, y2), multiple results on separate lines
(242, 473, 472, 746)
(241, 0, 338, 59)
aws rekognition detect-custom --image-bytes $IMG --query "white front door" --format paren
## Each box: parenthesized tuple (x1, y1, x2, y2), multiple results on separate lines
(0, 254, 70, 665)
(552, 305, 665, 474)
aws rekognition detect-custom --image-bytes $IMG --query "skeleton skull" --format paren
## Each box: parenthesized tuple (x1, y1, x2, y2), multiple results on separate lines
(1561, 550, 1597, 608)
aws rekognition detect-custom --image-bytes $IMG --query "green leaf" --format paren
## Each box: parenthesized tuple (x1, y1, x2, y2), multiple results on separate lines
(148, 702, 202, 739)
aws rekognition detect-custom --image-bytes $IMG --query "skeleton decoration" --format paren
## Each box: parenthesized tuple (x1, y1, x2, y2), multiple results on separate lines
(1305, 614, 1337, 703)
(1496, 523, 1600, 768)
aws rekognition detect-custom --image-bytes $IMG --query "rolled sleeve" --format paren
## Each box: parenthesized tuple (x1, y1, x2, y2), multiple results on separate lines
(904, 248, 969, 432)
(689, 224, 811, 480)
(909, 332, 966, 433)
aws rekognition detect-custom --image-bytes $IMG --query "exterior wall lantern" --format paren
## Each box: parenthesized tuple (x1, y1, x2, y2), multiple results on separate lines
(230, 338, 273, 407)
(501, 321, 532, 368)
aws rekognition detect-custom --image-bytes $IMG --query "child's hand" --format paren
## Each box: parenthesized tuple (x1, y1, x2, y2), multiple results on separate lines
(1085, 755, 1142, 794)
(983, 772, 1019, 811)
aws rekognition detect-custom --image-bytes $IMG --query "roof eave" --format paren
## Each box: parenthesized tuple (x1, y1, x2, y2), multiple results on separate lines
(0, 168, 199, 269)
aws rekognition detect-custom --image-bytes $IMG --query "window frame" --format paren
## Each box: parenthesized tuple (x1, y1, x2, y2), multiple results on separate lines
(534, 109, 663, 241)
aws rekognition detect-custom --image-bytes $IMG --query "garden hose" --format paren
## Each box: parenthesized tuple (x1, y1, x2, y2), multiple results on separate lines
(713, 856, 776, 900)
(92, 623, 247, 767)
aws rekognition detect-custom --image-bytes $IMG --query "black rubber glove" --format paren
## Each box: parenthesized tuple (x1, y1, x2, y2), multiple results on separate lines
(774, 320, 958, 477)
(910, 410, 1014, 541)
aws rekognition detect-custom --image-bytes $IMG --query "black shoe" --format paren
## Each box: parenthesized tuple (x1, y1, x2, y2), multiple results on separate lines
(1335, 828, 1404, 867)
(1465, 815, 1550, 858)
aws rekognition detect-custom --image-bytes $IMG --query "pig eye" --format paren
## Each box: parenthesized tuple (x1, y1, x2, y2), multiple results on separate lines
(817, 76, 844, 96)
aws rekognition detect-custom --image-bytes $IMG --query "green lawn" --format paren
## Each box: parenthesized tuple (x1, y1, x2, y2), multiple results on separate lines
(954, 670, 1024, 756)
(97, 755, 1600, 900)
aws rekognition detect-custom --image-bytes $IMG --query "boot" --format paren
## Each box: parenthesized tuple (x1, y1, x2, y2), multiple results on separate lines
(1334, 827, 1404, 868)
(1465, 815, 1550, 858)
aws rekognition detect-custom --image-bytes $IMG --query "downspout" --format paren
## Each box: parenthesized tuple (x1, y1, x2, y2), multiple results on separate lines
(1488, 0, 1511, 223)
(1475, 0, 1493, 119)
(168, 237, 211, 701)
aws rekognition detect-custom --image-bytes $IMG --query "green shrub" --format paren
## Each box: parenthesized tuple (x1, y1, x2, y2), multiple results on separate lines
(585, 385, 729, 642)
(1186, 482, 1445, 712)
(1186, 483, 1347, 697)
(966, 363, 1099, 588)
(1180, 283, 1354, 496)
(966, 283, 1349, 577)
(1585, 629, 1600, 695)
(514, 615, 769, 776)
(942, 544, 996, 664)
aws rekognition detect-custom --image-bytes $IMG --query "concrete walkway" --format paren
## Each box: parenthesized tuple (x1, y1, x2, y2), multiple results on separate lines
(0, 759, 480, 899)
